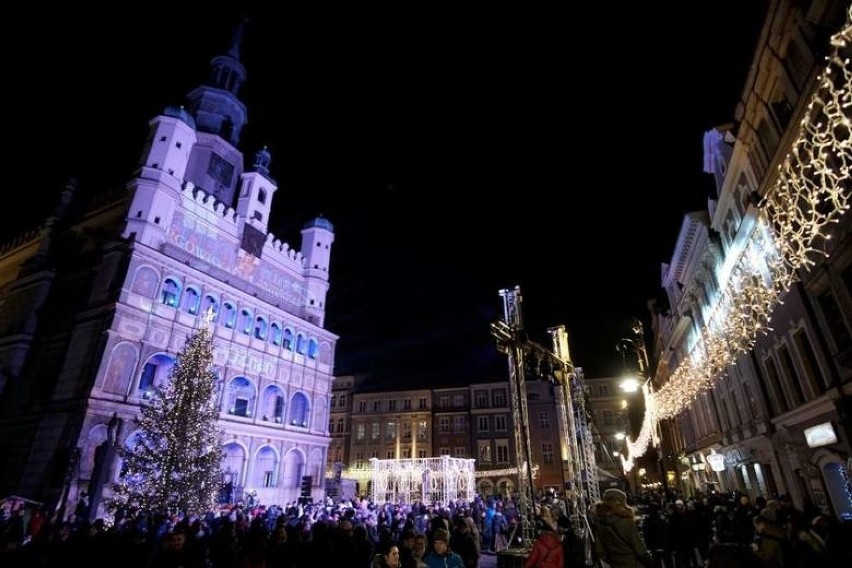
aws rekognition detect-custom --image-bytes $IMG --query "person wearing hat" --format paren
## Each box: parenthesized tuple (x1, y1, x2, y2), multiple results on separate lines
(592, 489, 652, 568)
(752, 507, 795, 567)
(424, 528, 464, 568)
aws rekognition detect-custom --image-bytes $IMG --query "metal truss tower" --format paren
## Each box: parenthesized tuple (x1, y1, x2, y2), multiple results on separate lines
(549, 326, 599, 565)
(492, 287, 600, 563)
(491, 286, 536, 548)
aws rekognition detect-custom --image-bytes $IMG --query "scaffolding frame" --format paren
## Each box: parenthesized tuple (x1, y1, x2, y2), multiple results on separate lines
(492, 286, 600, 562)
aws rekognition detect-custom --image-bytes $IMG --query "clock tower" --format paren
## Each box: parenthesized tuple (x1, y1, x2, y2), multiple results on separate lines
(182, 19, 249, 206)
(186, 19, 248, 147)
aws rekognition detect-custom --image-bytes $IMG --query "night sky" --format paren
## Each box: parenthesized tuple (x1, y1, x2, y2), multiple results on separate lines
(8, 4, 767, 384)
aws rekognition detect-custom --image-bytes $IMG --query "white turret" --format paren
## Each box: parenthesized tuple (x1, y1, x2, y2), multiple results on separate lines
(236, 146, 277, 234)
(300, 216, 335, 327)
(122, 108, 198, 246)
(139, 108, 197, 188)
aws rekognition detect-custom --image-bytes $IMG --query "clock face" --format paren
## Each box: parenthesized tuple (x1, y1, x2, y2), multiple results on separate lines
(207, 153, 234, 186)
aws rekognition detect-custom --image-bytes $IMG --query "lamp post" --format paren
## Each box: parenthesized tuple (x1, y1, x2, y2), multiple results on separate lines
(614, 320, 669, 496)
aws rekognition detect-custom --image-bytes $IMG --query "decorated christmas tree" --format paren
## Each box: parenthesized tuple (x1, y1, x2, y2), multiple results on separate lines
(109, 317, 223, 516)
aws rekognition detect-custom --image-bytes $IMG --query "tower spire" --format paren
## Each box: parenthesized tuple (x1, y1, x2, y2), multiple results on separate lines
(185, 16, 249, 147)
(227, 17, 248, 60)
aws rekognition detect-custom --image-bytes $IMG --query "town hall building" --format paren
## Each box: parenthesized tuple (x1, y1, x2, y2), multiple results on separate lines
(0, 25, 336, 519)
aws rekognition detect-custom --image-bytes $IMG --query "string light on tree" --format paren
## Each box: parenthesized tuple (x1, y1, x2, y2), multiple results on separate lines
(108, 317, 223, 517)
(653, 8, 851, 420)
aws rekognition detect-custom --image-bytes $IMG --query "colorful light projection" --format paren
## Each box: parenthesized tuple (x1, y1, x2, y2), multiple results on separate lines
(168, 211, 308, 308)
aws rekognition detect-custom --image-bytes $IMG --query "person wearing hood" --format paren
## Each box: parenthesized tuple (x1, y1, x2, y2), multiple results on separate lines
(424, 529, 464, 568)
(524, 506, 564, 568)
(592, 489, 652, 568)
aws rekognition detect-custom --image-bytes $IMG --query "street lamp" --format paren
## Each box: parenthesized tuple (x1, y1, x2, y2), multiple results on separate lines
(619, 377, 640, 393)
(614, 320, 669, 496)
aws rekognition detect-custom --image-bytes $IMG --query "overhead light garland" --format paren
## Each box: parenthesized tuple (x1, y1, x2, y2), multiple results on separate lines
(654, 8, 851, 420)
(619, 383, 658, 473)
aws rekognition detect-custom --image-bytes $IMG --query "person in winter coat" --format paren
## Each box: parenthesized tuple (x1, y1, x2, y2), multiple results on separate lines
(751, 508, 795, 568)
(524, 507, 564, 568)
(424, 529, 464, 568)
(592, 489, 652, 568)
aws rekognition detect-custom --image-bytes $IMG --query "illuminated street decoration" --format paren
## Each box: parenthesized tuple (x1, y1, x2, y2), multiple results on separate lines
(653, 9, 851, 420)
(369, 456, 475, 505)
(706, 450, 726, 472)
(618, 383, 658, 472)
(474, 462, 540, 479)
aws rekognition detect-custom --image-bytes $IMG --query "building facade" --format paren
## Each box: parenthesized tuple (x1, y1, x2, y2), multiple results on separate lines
(651, 1, 851, 520)
(0, 30, 336, 519)
(328, 378, 585, 499)
(468, 381, 517, 497)
(585, 376, 630, 489)
(328, 374, 367, 487)
(346, 387, 434, 493)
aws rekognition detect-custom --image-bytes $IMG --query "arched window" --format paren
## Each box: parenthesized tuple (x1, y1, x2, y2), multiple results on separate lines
(319, 342, 332, 365)
(260, 385, 286, 423)
(295, 334, 307, 355)
(289, 392, 310, 427)
(131, 266, 159, 298)
(161, 278, 181, 307)
(307, 338, 319, 359)
(270, 323, 282, 346)
(239, 309, 253, 334)
(225, 376, 256, 418)
(254, 317, 268, 340)
(221, 303, 236, 328)
(182, 287, 200, 314)
(104, 343, 137, 396)
(138, 353, 176, 398)
(254, 446, 278, 488)
(282, 329, 294, 351)
(282, 450, 305, 490)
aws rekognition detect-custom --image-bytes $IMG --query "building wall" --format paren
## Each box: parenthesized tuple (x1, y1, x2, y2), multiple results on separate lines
(651, 0, 851, 520)
(328, 378, 585, 499)
(0, 41, 337, 519)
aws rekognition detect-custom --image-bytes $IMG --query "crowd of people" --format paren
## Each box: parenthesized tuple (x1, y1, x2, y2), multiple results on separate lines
(590, 489, 850, 568)
(0, 487, 850, 568)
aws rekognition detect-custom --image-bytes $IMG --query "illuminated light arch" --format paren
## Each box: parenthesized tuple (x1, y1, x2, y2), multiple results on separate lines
(369, 456, 476, 506)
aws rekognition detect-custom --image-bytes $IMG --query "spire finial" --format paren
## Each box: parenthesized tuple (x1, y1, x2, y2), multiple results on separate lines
(227, 16, 249, 60)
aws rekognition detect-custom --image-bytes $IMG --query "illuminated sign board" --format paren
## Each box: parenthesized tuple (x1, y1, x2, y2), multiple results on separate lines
(804, 422, 838, 448)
